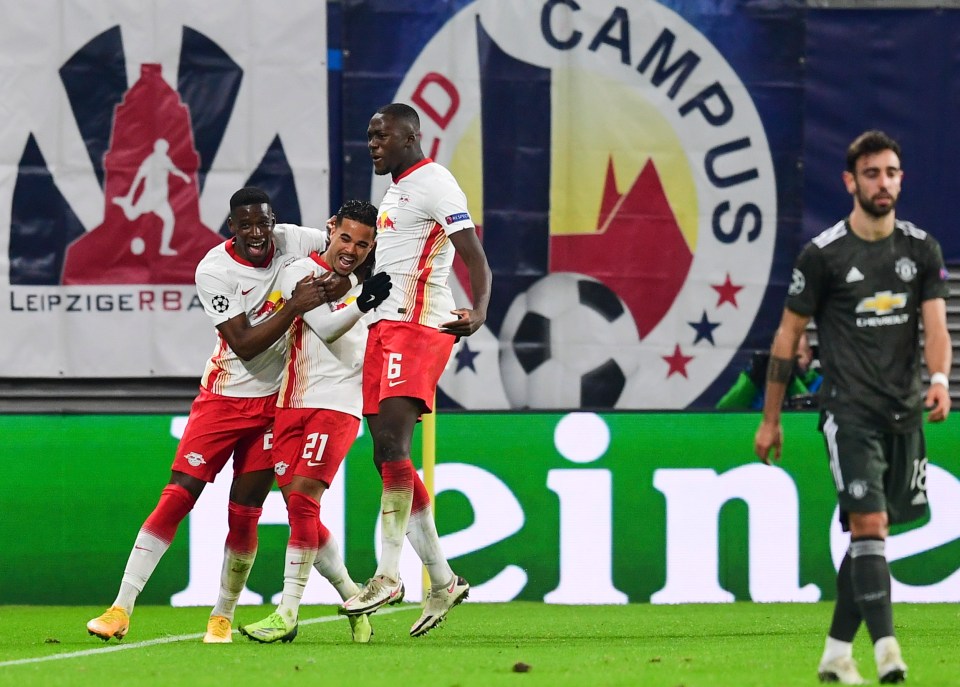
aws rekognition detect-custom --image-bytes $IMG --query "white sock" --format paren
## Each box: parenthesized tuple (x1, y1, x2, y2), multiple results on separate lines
(375, 488, 412, 582)
(313, 537, 359, 601)
(821, 636, 854, 663)
(114, 530, 169, 614)
(210, 547, 257, 621)
(874, 636, 901, 665)
(276, 545, 316, 621)
(407, 507, 453, 588)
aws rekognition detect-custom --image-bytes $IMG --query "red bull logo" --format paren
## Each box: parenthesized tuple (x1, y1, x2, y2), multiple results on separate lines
(377, 211, 397, 232)
(254, 292, 285, 320)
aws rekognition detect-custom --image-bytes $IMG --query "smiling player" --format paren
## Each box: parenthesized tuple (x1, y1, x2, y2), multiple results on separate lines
(87, 187, 351, 644)
(240, 200, 391, 644)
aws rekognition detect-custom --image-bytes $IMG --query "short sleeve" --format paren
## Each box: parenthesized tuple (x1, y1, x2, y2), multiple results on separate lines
(920, 236, 951, 302)
(195, 264, 242, 325)
(429, 181, 474, 237)
(784, 242, 826, 317)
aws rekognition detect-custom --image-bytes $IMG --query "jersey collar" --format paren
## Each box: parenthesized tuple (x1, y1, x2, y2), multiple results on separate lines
(225, 238, 276, 268)
(393, 157, 432, 183)
(309, 251, 332, 271)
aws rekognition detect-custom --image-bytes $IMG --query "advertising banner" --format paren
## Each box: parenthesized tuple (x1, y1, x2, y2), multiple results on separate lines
(341, 0, 805, 411)
(0, 0, 329, 377)
(3, 412, 958, 606)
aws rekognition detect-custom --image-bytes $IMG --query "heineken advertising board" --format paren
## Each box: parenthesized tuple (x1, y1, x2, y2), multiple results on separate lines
(2, 413, 958, 606)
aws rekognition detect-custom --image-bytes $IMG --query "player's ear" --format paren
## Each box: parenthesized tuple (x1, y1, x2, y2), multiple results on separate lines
(842, 170, 856, 195)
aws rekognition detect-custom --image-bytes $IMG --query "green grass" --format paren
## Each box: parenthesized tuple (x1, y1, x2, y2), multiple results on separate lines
(1, 603, 958, 686)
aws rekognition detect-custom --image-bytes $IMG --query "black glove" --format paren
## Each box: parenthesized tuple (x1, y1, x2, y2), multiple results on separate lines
(357, 272, 391, 312)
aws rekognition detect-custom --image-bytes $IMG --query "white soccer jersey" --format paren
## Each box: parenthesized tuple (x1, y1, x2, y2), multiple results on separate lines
(276, 254, 370, 416)
(372, 158, 474, 328)
(194, 223, 327, 397)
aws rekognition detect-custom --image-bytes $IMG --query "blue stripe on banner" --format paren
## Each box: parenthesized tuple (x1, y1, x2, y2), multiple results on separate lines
(477, 16, 551, 336)
(328, 48, 342, 71)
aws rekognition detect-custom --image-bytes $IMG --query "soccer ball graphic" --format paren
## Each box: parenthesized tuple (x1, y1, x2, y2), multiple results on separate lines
(499, 273, 640, 409)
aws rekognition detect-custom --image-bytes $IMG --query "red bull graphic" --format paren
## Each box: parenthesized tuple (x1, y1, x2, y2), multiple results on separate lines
(377, 211, 397, 232)
(254, 292, 285, 320)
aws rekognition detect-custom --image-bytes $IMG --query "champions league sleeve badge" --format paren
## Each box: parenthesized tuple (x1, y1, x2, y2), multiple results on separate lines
(211, 294, 229, 314)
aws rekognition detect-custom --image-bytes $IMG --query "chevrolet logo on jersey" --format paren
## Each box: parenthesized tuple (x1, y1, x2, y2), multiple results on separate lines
(856, 291, 907, 316)
(855, 290, 909, 328)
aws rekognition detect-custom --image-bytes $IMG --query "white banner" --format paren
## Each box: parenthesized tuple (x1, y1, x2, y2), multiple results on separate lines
(0, 0, 328, 376)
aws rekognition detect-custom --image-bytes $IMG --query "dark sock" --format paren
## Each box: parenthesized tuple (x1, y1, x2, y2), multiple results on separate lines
(849, 537, 894, 642)
(828, 551, 862, 642)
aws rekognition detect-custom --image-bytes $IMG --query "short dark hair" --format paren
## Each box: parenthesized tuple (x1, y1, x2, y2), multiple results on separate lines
(377, 103, 420, 132)
(229, 186, 272, 211)
(337, 199, 377, 229)
(846, 130, 901, 172)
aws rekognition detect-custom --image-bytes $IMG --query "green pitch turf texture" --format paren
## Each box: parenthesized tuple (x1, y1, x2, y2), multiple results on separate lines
(1, 603, 957, 686)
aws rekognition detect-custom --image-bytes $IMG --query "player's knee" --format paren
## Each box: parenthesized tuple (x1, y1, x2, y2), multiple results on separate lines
(169, 470, 205, 500)
(229, 469, 275, 506)
(848, 511, 888, 539)
(372, 430, 411, 463)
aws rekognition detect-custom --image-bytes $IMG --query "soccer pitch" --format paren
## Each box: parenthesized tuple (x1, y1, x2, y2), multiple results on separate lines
(1, 603, 957, 686)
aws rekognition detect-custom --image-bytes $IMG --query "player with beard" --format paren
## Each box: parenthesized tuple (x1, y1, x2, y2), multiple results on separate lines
(755, 131, 952, 684)
(87, 187, 352, 644)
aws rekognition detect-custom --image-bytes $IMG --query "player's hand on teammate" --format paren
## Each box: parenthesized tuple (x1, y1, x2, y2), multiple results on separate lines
(357, 272, 391, 312)
(288, 273, 329, 313)
(754, 421, 783, 465)
(924, 383, 951, 423)
(440, 308, 486, 338)
(319, 271, 351, 302)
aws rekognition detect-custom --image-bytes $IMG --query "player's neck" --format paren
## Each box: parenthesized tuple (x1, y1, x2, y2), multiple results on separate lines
(847, 209, 895, 242)
(393, 151, 427, 179)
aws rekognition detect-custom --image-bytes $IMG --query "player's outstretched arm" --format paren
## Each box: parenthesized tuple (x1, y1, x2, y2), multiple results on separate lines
(301, 273, 391, 344)
(921, 297, 952, 422)
(218, 273, 326, 360)
(440, 227, 491, 337)
(754, 308, 810, 464)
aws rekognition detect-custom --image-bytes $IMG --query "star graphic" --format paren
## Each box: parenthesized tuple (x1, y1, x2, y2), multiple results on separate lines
(688, 311, 720, 345)
(663, 344, 694, 378)
(454, 340, 480, 373)
(711, 273, 743, 308)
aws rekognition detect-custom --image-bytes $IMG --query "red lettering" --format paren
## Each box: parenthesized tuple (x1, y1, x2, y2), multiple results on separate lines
(163, 291, 181, 311)
(411, 72, 460, 129)
(412, 72, 460, 160)
(139, 291, 155, 311)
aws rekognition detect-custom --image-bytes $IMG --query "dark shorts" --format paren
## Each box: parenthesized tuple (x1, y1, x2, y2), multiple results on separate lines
(820, 411, 929, 531)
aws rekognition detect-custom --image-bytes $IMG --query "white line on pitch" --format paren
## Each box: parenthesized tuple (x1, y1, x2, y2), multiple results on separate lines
(0, 605, 417, 668)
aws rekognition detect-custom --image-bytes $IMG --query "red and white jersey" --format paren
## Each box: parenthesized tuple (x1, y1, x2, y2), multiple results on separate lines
(194, 223, 327, 397)
(372, 158, 474, 328)
(276, 253, 370, 416)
